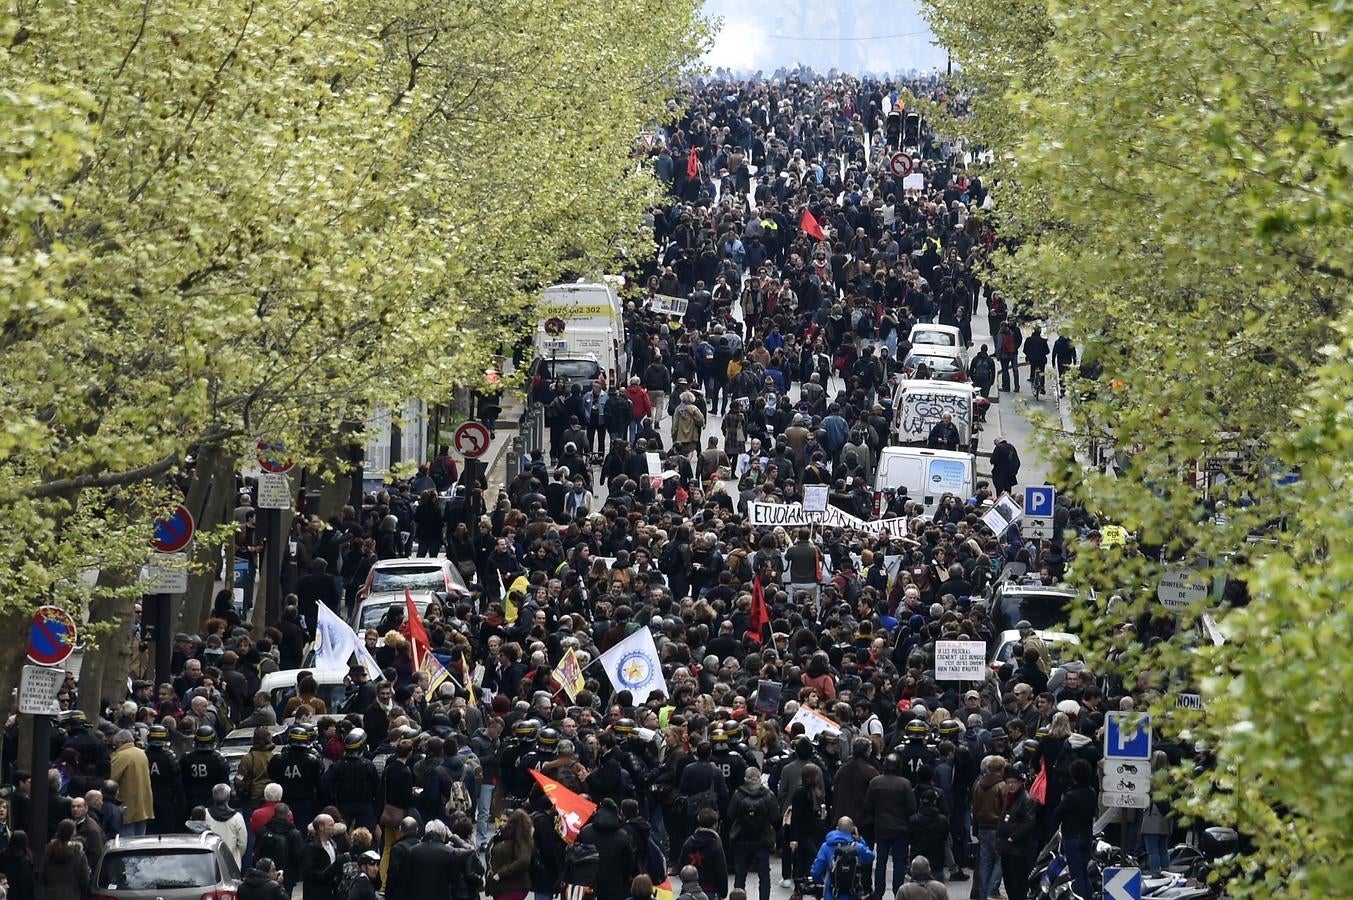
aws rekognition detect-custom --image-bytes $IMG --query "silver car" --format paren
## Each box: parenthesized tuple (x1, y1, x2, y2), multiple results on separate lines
(94, 832, 240, 900)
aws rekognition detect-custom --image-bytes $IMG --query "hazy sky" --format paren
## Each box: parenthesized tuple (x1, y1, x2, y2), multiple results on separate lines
(702, 0, 944, 76)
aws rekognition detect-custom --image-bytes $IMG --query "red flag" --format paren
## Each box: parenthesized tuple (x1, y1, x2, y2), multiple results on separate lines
(748, 576, 769, 645)
(530, 770, 597, 843)
(686, 147, 699, 180)
(403, 588, 430, 669)
(800, 207, 826, 241)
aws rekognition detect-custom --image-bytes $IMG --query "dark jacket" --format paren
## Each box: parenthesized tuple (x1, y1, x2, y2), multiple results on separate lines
(238, 867, 289, 900)
(727, 782, 780, 848)
(829, 757, 879, 827)
(1050, 785, 1097, 839)
(488, 833, 533, 894)
(407, 839, 479, 900)
(577, 806, 639, 900)
(996, 790, 1038, 857)
(677, 828, 728, 899)
(971, 773, 1005, 828)
(37, 843, 88, 900)
(0, 848, 36, 900)
(301, 840, 346, 900)
(864, 773, 916, 837)
(385, 833, 421, 897)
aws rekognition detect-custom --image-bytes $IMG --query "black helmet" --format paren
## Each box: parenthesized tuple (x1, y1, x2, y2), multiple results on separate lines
(512, 720, 540, 742)
(194, 725, 217, 745)
(903, 719, 929, 740)
(817, 728, 840, 747)
(1020, 738, 1040, 756)
(612, 718, 638, 738)
(538, 728, 561, 749)
(721, 720, 743, 742)
(147, 724, 171, 747)
(343, 728, 368, 752)
(289, 726, 312, 745)
(937, 719, 962, 738)
(1006, 762, 1028, 780)
(709, 723, 731, 744)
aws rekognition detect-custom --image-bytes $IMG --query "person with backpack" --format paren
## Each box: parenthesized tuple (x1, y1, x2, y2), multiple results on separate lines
(252, 804, 305, 898)
(621, 798, 667, 886)
(995, 319, 1023, 393)
(577, 799, 641, 900)
(970, 345, 997, 400)
(727, 767, 780, 900)
(529, 793, 567, 900)
(809, 816, 876, 900)
(906, 766, 951, 885)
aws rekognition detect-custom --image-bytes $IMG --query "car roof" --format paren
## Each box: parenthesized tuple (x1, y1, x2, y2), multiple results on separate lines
(224, 726, 285, 741)
(996, 629, 1080, 645)
(370, 558, 451, 572)
(105, 832, 223, 852)
(905, 352, 963, 367)
(260, 669, 350, 692)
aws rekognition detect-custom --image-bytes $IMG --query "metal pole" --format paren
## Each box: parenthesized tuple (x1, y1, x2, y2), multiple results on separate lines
(154, 593, 173, 689)
(29, 714, 50, 859)
(263, 508, 285, 624)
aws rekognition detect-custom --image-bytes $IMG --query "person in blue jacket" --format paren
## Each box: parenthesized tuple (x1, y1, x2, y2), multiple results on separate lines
(809, 817, 876, 900)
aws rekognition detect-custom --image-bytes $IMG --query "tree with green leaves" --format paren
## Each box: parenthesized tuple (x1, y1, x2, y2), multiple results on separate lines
(923, 0, 1353, 892)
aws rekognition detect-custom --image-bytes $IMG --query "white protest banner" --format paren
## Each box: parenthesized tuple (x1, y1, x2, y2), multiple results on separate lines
(934, 641, 988, 680)
(646, 452, 663, 475)
(787, 706, 840, 739)
(649, 294, 689, 317)
(802, 485, 830, 514)
(903, 172, 925, 192)
(981, 493, 1023, 536)
(747, 501, 818, 528)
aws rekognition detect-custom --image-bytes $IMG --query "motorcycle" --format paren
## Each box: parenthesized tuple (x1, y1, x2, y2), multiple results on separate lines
(1034, 826, 1239, 900)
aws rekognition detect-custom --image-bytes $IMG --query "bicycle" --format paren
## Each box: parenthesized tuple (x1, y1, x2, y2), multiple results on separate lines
(1030, 364, 1047, 400)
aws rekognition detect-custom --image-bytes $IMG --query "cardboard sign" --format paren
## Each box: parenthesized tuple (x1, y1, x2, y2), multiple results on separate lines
(981, 493, 1023, 536)
(802, 484, 829, 514)
(755, 680, 782, 715)
(934, 640, 987, 680)
(786, 706, 840, 739)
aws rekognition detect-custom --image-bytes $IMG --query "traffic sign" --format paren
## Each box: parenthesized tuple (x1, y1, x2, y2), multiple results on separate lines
(255, 439, 294, 475)
(1022, 516, 1054, 540)
(1024, 485, 1056, 518)
(27, 606, 77, 666)
(142, 552, 189, 594)
(889, 152, 913, 177)
(152, 504, 195, 554)
(19, 665, 63, 715)
(1102, 771, 1150, 794)
(453, 421, 491, 459)
(1104, 711, 1152, 760)
(1103, 867, 1142, 900)
(256, 472, 291, 510)
(1157, 568, 1207, 612)
(1102, 792, 1151, 810)
(1104, 758, 1150, 778)
(543, 317, 567, 336)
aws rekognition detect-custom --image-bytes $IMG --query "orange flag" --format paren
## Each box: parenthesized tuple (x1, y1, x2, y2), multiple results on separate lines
(404, 589, 430, 668)
(530, 770, 597, 843)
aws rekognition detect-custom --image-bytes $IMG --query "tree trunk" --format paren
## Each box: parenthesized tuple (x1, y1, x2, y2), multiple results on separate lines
(178, 444, 235, 632)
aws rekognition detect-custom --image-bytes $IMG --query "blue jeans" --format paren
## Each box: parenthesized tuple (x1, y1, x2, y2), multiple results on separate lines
(873, 832, 909, 897)
(476, 782, 496, 843)
(976, 827, 1003, 899)
(119, 820, 148, 838)
(1144, 833, 1169, 873)
(1062, 834, 1091, 899)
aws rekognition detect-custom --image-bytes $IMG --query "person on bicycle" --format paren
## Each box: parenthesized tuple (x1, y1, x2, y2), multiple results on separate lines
(1023, 326, 1051, 397)
(1052, 334, 1077, 395)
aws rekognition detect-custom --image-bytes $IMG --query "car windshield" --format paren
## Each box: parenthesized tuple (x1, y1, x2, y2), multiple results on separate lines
(913, 330, 957, 346)
(544, 359, 601, 380)
(98, 850, 219, 889)
(359, 600, 433, 631)
(993, 590, 1075, 633)
(371, 567, 445, 592)
(995, 637, 1079, 665)
(906, 356, 961, 374)
(270, 682, 349, 717)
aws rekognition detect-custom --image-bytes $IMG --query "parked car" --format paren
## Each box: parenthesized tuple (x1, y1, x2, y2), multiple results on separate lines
(260, 669, 352, 720)
(907, 323, 969, 368)
(355, 558, 467, 606)
(93, 832, 240, 900)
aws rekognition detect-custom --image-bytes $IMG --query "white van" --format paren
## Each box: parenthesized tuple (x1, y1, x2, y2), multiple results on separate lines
(892, 379, 976, 451)
(873, 447, 976, 516)
(539, 281, 627, 383)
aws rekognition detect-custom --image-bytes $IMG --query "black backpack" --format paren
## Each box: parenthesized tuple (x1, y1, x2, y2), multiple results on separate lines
(255, 826, 291, 870)
(830, 840, 861, 897)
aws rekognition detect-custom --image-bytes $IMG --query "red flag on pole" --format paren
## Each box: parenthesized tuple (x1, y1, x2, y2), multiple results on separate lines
(800, 207, 826, 241)
(686, 147, 700, 180)
(748, 576, 769, 645)
(403, 588, 430, 669)
(530, 770, 598, 843)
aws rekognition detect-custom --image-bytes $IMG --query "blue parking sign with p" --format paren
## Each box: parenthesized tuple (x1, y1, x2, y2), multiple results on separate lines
(1024, 485, 1055, 518)
(1104, 711, 1152, 760)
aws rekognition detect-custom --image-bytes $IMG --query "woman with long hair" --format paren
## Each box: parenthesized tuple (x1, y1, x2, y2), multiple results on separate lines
(38, 820, 88, 900)
(0, 829, 36, 900)
(488, 808, 534, 900)
(787, 763, 828, 892)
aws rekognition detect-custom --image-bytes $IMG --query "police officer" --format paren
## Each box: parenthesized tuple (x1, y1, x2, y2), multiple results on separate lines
(523, 727, 560, 772)
(180, 726, 229, 811)
(268, 726, 323, 828)
(898, 719, 938, 781)
(62, 712, 109, 781)
(321, 728, 379, 830)
(615, 719, 659, 813)
(145, 725, 185, 835)
(498, 720, 539, 804)
(710, 722, 748, 793)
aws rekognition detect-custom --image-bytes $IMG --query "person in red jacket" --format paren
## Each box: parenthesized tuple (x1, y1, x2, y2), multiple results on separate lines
(624, 377, 653, 442)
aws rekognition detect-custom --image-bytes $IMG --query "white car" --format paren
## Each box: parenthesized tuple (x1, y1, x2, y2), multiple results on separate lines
(989, 629, 1082, 668)
(906, 324, 969, 368)
(261, 669, 355, 719)
(356, 558, 468, 605)
(351, 594, 439, 636)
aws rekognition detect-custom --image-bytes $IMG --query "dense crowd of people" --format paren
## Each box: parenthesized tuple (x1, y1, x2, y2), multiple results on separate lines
(0, 73, 1190, 900)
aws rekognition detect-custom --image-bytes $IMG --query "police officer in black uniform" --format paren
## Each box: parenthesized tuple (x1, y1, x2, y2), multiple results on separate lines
(615, 719, 659, 814)
(268, 726, 323, 828)
(321, 727, 379, 830)
(897, 719, 938, 781)
(180, 725, 229, 812)
(709, 722, 748, 794)
(523, 727, 560, 773)
(145, 724, 185, 834)
(498, 720, 539, 805)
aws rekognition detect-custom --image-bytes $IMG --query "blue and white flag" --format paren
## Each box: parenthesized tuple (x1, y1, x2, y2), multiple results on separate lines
(315, 603, 381, 679)
(596, 627, 668, 704)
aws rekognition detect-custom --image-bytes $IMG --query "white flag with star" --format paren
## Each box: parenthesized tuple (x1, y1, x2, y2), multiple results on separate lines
(596, 627, 668, 704)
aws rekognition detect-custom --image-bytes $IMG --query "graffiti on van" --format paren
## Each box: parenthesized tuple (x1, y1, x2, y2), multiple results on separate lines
(896, 390, 972, 441)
